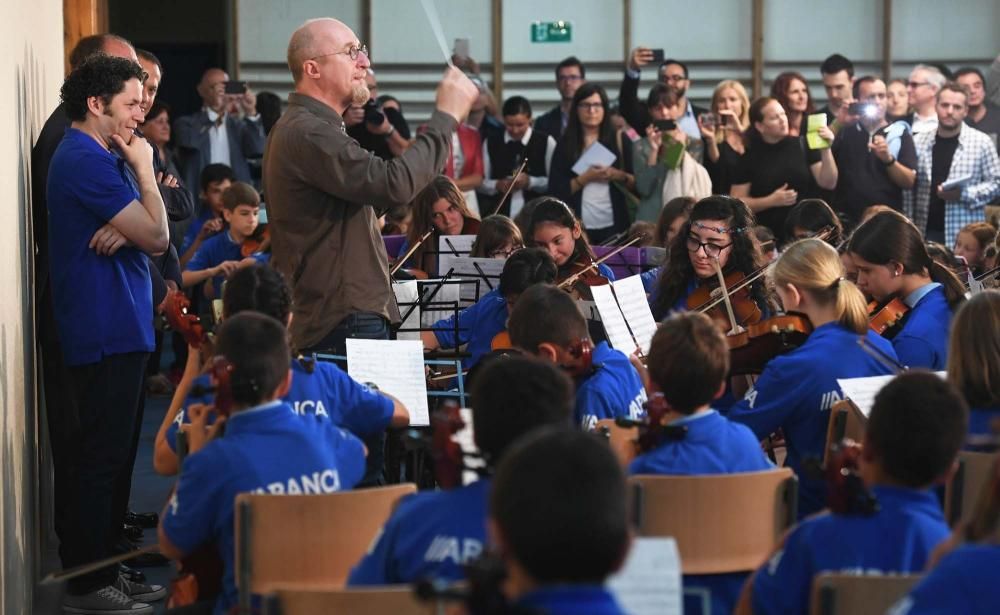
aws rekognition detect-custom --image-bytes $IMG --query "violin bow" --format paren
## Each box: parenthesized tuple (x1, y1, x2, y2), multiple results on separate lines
(488, 157, 529, 218)
(711, 257, 742, 336)
(390, 230, 434, 276)
(857, 336, 908, 374)
(693, 264, 771, 315)
(41, 544, 161, 585)
(556, 234, 644, 291)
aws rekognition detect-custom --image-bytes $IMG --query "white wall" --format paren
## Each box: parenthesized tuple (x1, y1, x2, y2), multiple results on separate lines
(238, 0, 363, 64)
(0, 0, 62, 612)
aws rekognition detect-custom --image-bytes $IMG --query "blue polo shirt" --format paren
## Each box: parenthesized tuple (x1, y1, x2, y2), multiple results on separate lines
(628, 409, 772, 615)
(752, 485, 949, 615)
(180, 205, 219, 254)
(161, 401, 366, 614)
(431, 288, 508, 370)
(166, 358, 394, 452)
(889, 545, 1000, 615)
(348, 478, 490, 586)
(895, 284, 951, 369)
(726, 324, 897, 517)
(185, 230, 269, 297)
(46, 128, 154, 366)
(516, 586, 627, 615)
(576, 341, 647, 430)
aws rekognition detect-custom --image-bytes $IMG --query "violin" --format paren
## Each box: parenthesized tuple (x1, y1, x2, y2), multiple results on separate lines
(823, 440, 879, 515)
(867, 297, 909, 337)
(614, 393, 688, 454)
(560, 339, 595, 379)
(556, 235, 644, 299)
(490, 330, 513, 351)
(241, 225, 270, 258)
(162, 291, 209, 348)
(686, 269, 763, 333)
(727, 314, 813, 375)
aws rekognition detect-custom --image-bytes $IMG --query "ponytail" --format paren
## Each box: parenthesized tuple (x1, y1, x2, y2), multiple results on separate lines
(774, 238, 868, 333)
(831, 277, 870, 334)
(929, 260, 968, 310)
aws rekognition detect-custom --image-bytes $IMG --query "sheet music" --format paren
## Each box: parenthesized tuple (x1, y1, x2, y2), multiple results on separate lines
(391, 280, 421, 341)
(613, 275, 658, 354)
(572, 141, 618, 175)
(837, 371, 946, 418)
(419, 279, 463, 328)
(437, 256, 506, 305)
(590, 284, 637, 353)
(346, 339, 430, 426)
(453, 408, 486, 486)
(607, 537, 682, 615)
(437, 234, 477, 258)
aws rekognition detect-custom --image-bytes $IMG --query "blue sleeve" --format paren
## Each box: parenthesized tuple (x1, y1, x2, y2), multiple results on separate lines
(180, 217, 204, 255)
(161, 448, 225, 555)
(892, 334, 938, 370)
(751, 524, 815, 615)
(892, 550, 971, 615)
(598, 263, 616, 281)
(575, 387, 615, 430)
(326, 364, 394, 435)
(347, 506, 408, 586)
(726, 359, 805, 440)
(432, 294, 483, 349)
(166, 375, 217, 452)
(185, 236, 217, 272)
(396, 239, 411, 264)
(331, 425, 367, 489)
(640, 267, 661, 293)
(253, 252, 270, 264)
(73, 154, 138, 221)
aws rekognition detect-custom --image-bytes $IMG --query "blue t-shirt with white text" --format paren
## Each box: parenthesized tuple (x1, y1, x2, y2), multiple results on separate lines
(576, 341, 647, 430)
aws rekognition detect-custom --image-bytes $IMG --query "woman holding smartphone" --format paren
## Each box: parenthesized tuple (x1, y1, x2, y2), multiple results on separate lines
(699, 80, 751, 195)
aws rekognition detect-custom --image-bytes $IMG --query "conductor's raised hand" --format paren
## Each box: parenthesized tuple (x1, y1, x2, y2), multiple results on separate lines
(435, 66, 479, 124)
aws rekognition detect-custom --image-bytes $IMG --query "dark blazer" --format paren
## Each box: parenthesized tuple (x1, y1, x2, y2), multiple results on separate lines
(173, 110, 265, 196)
(534, 105, 565, 140)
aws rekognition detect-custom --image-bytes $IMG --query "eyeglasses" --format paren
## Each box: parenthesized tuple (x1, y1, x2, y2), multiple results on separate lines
(907, 81, 929, 89)
(311, 44, 369, 62)
(686, 236, 732, 258)
(578, 102, 603, 111)
(488, 244, 523, 259)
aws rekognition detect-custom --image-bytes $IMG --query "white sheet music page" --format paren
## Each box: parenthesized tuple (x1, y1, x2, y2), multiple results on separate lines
(390, 280, 421, 341)
(613, 275, 658, 354)
(837, 371, 945, 418)
(607, 537, 682, 615)
(346, 339, 430, 426)
(453, 408, 486, 486)
(437, 256, 506, 305)
(419, 279, 463, 329)
(590, 284, 637, 353)
(438, 234, 477, 258)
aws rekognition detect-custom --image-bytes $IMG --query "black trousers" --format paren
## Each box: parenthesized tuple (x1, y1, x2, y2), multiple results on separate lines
(62, 351, 148, 594)
(302, 312, 391, 488)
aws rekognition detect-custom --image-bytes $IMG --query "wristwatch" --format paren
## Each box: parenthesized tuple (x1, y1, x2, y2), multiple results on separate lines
(883, 155, 895, 167)
(384, 124, 396, 137)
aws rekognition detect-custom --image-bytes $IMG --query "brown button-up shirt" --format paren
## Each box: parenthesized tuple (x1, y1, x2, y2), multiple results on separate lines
(263, 93, 455, 349)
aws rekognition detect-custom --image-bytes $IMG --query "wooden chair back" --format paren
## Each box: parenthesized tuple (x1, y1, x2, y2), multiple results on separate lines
(824, 400, 867, 466)
(595, 418, 639, 467)
(945, 450, 999, 529)
(629, 468, 797, 574)
(235, 484, 417, 611)
(266, 585, 431, 615)
(809, 573, 920, 615)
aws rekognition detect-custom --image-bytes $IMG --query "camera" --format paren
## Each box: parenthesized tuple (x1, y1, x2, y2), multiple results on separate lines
(223, 80, 247, 95)
(364, 99, 385, 126)
(653, 119, 677, 131)
(848, 102, 879, 119)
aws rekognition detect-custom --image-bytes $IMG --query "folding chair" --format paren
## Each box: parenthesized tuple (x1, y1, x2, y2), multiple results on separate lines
(235, 483, 417, 613)
(809, 572, 921, 615)
(629, 468, 797, 574)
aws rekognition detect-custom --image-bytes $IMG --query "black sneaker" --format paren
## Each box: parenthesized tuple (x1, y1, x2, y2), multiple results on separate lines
(124, 511, 159, 529)
(113, 575, 167, 602)
(117, 563, 145, 584)
(62, 585, 152, 614)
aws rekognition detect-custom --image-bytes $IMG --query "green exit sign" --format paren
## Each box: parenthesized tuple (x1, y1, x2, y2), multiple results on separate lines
(531, 21, 572, 43)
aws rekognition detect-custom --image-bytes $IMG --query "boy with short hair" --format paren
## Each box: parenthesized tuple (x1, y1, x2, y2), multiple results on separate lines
(489, 427, 631, 614)
(182, 181, 267, 297)
(629, 311, 771, 615)
(157, 312, 366, 613)
(507, 284, 646, 430)
(348, 354, 574, 585)
(480, 95, 557, 219)
(179, 162, 235, 266)
(738, 372, 969, 615)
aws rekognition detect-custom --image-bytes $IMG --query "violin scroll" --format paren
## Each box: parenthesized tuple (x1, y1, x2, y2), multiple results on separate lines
(824, 439, 879, 516)
(163, 291, 207, 348)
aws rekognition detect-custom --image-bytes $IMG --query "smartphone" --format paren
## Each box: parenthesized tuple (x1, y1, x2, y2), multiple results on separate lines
(224, 80, 247, 95)
(653, 119, 677, 131)
(699, 113, 717, 129)
(847, 101, 863, 115)
(453, 38, 470, 59)
(650, 48, 665, 63)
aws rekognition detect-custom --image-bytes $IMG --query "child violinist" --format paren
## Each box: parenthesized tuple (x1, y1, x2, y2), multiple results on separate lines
(469, 214, 524, 259)
(508, 284, 646, 431)
(154, 264, 409, 476)
(348, 355, 574, 586)
(947, 290, 1000, 444)
(736, 372, 968, 615)
(848, 211, 966, 369)
(397, 175, 481, 276)
(646, 195, 771, 323)
(527, 197, 615, 283)
(953, 221, 997, 278)
(725, 238, 898, 518)
(783, 198, 844, 246)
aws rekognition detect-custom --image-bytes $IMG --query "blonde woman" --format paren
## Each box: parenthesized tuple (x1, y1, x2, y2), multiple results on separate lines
(699, 80, 750, 194)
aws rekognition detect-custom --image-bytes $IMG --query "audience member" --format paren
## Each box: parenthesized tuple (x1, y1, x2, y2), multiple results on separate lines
(173, 67, 265, 197)
(907, 64, 947, 135)
(549, 84, 635, 244)
(956, 67, 1000, 152)
(818, 53, 855, 125)
(700, 80, 750, 194)
(904, 82, 1000, 245)
(730, 97, 838, 240)
(831, 76, 917, 227)
(255, 91, 283, 135)
(620, 47, 707, 138)
(431, 118, 484, 215)
(345, 68, 413, 160)
(886, 78, 911, 123)
(535, 56, 586, 139)
(771, 71, 814, 137)
(480, 96, 556, 219)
